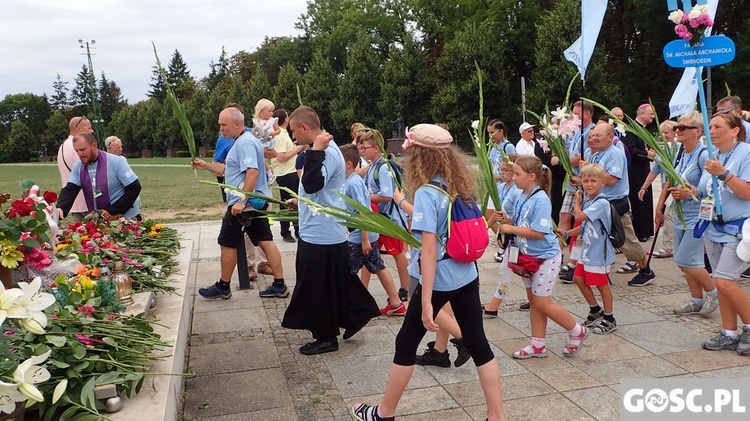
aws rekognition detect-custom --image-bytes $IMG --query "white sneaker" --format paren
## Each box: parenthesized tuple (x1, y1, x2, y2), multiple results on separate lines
(698, 295, 719, 316)
(674, 301, 701, 315)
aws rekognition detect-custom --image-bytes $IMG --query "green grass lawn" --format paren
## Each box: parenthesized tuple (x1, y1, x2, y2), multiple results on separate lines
(0, 163, 226, 223)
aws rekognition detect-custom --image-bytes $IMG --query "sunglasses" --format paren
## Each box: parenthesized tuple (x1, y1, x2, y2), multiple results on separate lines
(675, 124, 698, 131)
(74, 116, 89, 128)
(359, 145, 377, 151)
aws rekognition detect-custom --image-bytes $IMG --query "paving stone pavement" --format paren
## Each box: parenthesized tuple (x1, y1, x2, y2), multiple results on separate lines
(175, 221, 750, 421)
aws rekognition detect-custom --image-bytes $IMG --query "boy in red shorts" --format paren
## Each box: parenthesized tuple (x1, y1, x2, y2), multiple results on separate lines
(561, 164, 617, 334)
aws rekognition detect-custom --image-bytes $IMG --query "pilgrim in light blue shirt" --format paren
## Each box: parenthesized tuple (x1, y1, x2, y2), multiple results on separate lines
(366, 156, 408, 228)
(567, 123, 596, 193)
(69, 153, 140, 218)
(653, 145, 708, 230)
(298, 143, 348, 245)
(499, 182, 522, 219)
(407, 177, 478, 292)
(698, 141, 750, 243)
(586, 144, 629, 200)
(344, 172, 379, 244)
(224, 131, 269, 206)
(580, 196, 616, 266)
(512, 188, 559, 259)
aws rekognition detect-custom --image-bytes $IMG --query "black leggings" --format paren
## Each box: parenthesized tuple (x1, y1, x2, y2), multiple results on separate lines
(393, 278, 494, 367)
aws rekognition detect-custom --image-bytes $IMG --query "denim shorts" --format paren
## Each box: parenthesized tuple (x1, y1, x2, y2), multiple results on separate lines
(673, 227, 706, 268)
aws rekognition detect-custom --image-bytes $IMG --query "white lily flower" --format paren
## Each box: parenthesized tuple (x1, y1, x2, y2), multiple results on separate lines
(0, 284, 27, 326)
(668, 9, 684, 24)
(471, 120, 479, 130)
(13, 350, 52, 403)
(20, 318, 47, 335)
(17, 278, 56, 313)
(551, 107, 568, 121)
(0, 381, 26, 414)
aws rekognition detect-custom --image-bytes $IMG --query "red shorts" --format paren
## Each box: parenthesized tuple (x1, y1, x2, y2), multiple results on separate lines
(574, 263, 610, 287)
(378, 235, 405, 255)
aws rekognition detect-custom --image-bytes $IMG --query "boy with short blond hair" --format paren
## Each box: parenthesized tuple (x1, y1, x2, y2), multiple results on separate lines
(562, 163, 617, 334)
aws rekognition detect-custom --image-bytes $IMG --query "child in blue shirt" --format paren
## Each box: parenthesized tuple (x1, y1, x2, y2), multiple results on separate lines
(498, 155, 588, 359)
(352, 124, 505, 421)
(340, 145, 406, 317)
(562, 164, 617, 334)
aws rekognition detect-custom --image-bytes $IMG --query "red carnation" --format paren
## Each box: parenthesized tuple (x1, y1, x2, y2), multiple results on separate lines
(43, 191, 58, 204)
(6, 199, 33, 217)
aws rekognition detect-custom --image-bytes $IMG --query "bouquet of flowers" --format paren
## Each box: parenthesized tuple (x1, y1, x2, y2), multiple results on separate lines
(0, 190, 55, 273)
(528, 106, 580, 191)
(669, 5, 713, 46)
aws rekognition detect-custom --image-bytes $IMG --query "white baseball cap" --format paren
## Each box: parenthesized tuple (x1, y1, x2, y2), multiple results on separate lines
(518, 122, 534, 134)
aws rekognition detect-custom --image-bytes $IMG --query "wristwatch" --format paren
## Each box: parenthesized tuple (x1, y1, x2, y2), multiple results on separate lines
(718, 170, 731, 181)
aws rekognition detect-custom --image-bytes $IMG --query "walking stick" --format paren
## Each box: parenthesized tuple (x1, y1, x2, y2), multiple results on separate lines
(646, 203, 667, 269)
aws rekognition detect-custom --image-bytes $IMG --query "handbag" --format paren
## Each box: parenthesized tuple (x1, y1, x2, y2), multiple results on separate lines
(507, 253, 545, 278)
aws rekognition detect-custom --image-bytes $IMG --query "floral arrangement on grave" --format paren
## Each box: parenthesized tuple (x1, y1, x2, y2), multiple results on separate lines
(0, 187, 57, 274)
(669, 4, 713, 47)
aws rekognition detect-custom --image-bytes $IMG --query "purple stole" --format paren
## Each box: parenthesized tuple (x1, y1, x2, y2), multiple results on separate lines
(80, 150, 110, 211)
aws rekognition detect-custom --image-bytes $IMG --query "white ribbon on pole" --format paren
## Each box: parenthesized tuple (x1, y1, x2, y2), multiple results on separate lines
(563, 0, 608, 79)
(668, 0, 720, 118)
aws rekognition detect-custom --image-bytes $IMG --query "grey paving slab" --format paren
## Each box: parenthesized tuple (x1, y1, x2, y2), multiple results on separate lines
(661, 348, 750, 372)
(192, 407, 296, 421)
(543, 330, 653, 365)
(192, 288, 266, 313)
(497, 308, 568, 336)
(328, 353, 438, 398)
(191, 306, 269, 335)
(613, 320, 707, 355)
(568, 300, 665, 326)
(342, 386, 460, 417)
(536, 367, 602, 392)
(492, 337, 574, 373)
(399, 407, 473, 421)
(319, 324, 396, 361)
(183, 368, 291, 419)
(189, 338, 279, 375)
(694, 363, 750, 378)
(498, 393, 596, 421)
(481, 317, 528, 341)
(580, 356, 687, 385)
(564, 386, 621, 421)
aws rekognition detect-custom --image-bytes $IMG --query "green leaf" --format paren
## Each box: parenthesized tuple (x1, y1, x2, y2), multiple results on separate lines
(80, 376, 97, 410)
(52, 379, 68, 404)
(96, 371, 122, 385)
(59, 405, 79, 420)
(71, 342, 86, 359)
(49, 359, 70, 369)
(68, 291, 83, 305)
(46, 335, 68, 347)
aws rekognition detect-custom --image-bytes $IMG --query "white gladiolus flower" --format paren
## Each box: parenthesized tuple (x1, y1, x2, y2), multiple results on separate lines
(551, 107, 568, 121)
(668, 9, 684, 24)
(471, 120, 479, 130)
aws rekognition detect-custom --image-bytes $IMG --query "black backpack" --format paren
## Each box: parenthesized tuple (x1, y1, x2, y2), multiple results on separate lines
(599, 202, 626, 250)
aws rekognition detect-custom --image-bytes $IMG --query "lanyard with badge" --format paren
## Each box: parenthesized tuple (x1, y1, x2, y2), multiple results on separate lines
(507, 188, 542, 264)
(699, 142, 738, 222)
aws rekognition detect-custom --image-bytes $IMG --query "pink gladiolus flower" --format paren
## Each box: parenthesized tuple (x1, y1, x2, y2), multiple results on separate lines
(77, 305, 95, 318)
(75, 334, 96, 347)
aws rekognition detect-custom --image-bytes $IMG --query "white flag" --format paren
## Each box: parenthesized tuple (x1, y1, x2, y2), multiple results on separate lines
(668, 0, 720, 118)
(563, 0, 608, 79)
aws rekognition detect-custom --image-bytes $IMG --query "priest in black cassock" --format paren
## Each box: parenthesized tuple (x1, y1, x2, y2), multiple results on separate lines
(622, 104, 657, 241)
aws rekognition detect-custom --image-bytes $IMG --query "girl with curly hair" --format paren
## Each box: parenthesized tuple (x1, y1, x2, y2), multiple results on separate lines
(351, 124, 505, 421)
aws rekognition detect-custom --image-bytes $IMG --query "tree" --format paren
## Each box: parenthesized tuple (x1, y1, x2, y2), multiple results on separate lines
(43, 110, 68, 157)
(378, 34, 435, 131)
(303, 50, 337, 132)
(147, 64, 166, 101)
(246, 67, 273, 109)
(227, 75, 248, 109)
(330, 33, 385, 137)
(0, 93, 52, 146)
(274, 65, 304, 111)
(204, 46, 229, 92)
(70, 65, 94, 114)
(166, 50, 195, 100)
(99, 72, 127, 126)
(2, 120, 37, 163)
(50, 74, 69, 111)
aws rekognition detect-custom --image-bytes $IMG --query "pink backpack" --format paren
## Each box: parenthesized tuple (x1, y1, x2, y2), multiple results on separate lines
(426, 182, 489, 262)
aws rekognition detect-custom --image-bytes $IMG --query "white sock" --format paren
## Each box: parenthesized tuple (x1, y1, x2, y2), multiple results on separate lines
(723, 329, 739, 338)
(705, 288, 718, 297)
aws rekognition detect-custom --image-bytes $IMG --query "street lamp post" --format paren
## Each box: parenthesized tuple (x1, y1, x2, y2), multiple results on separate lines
(79, 39, 104, 144)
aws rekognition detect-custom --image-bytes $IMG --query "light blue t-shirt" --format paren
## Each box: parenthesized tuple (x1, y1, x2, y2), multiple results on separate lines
(224, 131, 269, 207)
(698, 141, 750, 243)
(69, 153, 140, 218)
(407, 177, 478, 292)
(499, 182, 522, 219)
(490, 141, 517, 192)
(567, 123, 596, 193)
(654, 145, 708, 230)
(344, 172, 379, 244)
(580, 196, 615, 266)
(512, 187, 559, 259)
(366, 156, 408, 229)
(298, 143, 348, 245)
(587, 144, 629, 200)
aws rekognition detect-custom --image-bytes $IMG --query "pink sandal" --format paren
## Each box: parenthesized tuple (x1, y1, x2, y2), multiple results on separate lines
(563, 326, 589, 356)
(512, 344, 548, 359)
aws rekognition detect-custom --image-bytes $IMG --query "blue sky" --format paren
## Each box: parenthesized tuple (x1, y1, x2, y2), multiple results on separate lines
(0, 0, 307, 102)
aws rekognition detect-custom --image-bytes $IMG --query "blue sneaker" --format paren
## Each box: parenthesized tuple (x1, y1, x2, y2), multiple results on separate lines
(259, 283, 289, 298)
(199, 282, 232, 299)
